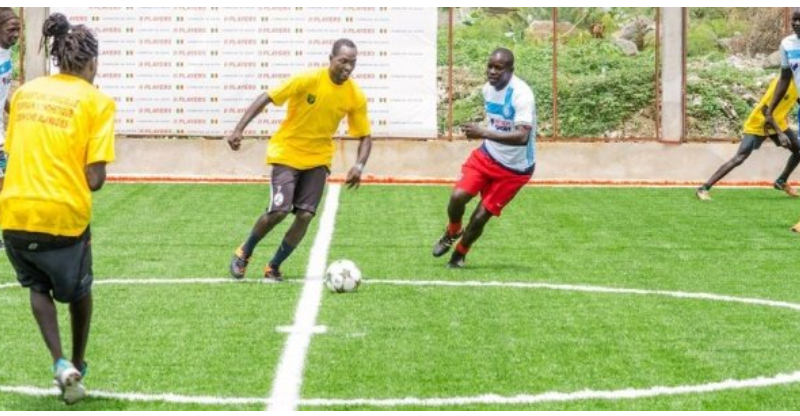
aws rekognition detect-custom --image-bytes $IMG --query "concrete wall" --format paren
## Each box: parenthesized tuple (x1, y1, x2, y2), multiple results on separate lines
(111, 138, 795, 185)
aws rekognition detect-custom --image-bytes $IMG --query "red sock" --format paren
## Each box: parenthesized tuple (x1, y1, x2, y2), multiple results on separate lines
(455, 242, 470, 255)
(447, 222, 462, 237)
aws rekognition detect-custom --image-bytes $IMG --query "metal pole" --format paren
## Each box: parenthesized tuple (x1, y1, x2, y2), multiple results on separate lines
(552, 7, 558, 139)
(655, 7, 661, 140)
(681, 7, 687, 141)
(448, 7, 454, 140)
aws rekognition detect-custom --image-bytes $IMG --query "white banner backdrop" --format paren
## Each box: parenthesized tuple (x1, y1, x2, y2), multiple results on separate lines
(51, 7, 438, 138)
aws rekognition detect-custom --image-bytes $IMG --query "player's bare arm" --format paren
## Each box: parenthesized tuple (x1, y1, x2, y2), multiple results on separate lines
(86, 162, 107, 191)
(345, 136, 372, 190)
(226, 92, 272, 151)
(461, 123, 531, 145)
(765, 67, 794, 132)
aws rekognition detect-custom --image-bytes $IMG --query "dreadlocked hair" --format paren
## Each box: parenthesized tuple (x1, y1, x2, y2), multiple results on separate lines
(0, 8, 17, 28)
(40, 13, 98, 73)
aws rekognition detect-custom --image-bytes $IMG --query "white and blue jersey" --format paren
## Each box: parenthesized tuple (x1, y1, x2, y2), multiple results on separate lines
(0, 47, 11, 148)
(779, 34, 800, 98)
(480, 75, 536, 174)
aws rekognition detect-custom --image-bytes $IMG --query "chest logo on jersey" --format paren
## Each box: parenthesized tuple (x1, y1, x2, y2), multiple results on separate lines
(490, 117, 513, 132)
(307, 94, 316, 105)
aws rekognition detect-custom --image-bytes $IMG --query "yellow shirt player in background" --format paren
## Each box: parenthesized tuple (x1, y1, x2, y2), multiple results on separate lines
(696, 78, 799, 201)
(226, 38, 372, 282)
(0, 13, 114, 405)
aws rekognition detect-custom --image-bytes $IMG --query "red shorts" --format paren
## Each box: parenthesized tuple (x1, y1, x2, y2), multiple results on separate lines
(455, 149, 533, 216)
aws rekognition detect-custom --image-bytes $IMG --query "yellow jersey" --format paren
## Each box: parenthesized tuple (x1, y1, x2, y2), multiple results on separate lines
(266, 68, 371, 170)
(1, 74, 116, 237)
(743, 78, 798, 136)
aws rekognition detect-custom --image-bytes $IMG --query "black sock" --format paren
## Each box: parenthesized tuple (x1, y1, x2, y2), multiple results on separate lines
(241, 233, 263, 258)
(270, 240, 296, 269)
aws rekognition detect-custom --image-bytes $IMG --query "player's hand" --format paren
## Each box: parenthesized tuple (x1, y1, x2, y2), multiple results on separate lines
(461, 123, 484, 139)
(345, 165, 363, 190)
(778, 132, 791, 149)
(226, 131, 243, 151)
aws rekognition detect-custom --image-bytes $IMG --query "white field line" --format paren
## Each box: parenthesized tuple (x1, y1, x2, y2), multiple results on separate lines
(266, 184, 341, 412)
(0, 385, 268, 406)
(4, 277, 800, 407)
(301, 370, 800, 407)
(367, 279, 800, 312)
(4, 370, 800, 408)
(3, 278, 798, 313)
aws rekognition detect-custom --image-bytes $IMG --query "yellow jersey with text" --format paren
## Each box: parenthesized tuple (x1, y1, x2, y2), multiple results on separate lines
(0, 74, 116, 237)
(266, 68, 371, 170)
(743, 78, 798, 136)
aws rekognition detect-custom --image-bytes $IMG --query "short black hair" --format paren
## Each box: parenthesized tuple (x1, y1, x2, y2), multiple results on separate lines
(491, 47, 515, 69)
(332, 38, 357, 56)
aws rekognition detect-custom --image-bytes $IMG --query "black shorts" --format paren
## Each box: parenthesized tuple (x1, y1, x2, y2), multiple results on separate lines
(3, 228, 93, 303)
(739, 129, 798, 153)
(268, 165, 329, 214)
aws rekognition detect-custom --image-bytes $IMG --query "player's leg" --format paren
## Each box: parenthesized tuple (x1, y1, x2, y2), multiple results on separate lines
(30, 290, 64, 363)
(7, 231, 90, 404)
(775, 129, 800, 197)
(66, 229, 94, 376)
(264, 166, 327, 281)
(447, 204, 492, 268)
(696, 135, 759, 200)
(230, 165, 296, 279)
(433, 150, 485, 257)
(448, 163, 532, 268)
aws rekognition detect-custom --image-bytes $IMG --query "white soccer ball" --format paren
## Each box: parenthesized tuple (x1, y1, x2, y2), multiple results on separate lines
(325, 259, 362, 293)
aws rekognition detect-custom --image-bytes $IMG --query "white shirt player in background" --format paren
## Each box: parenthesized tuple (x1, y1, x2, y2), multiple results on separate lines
(0, 8, 20, 251)
(765, 7, 800, 233)
(0, 8, 19, 150)
(432, 48, 536, 268)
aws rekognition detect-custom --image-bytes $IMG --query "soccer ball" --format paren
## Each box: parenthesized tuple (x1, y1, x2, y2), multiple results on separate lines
(325, 259, 362, 293)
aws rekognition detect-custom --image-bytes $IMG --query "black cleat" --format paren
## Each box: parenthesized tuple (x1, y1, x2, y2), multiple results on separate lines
(447, 252, 466, 269)
(262, 264, 284, 283)
(432, 230, 463, 258)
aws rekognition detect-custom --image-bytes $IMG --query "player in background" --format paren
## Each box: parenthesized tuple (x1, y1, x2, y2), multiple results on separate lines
(696, 77, 800, 201)
(0, 8, 21, 250)
(432, 48, 536, 268)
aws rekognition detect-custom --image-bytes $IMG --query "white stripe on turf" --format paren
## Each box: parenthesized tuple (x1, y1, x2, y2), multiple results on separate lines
(5, 277, 800, 408)
(368, 279, 800, 311)
(4, 370, 800, 407)
(267, 184, 341, 412)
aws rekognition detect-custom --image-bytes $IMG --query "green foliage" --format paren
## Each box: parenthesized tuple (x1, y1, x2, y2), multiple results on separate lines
(686, 65, 768, 137)
(442, 10, 655, 137)
(10, 44, 18, 80)
(557, 45, 656, 136)
(688, 23, 721, 57)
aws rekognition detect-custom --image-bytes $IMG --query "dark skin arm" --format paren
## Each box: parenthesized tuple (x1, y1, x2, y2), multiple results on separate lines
(4, 99, 8, 114)
(86, 162, 107, 191)
(226, 92, 272, 151)
(461, 123, 532, 145)
(764, 68, 794, 148)
(760, 105, 795, 152)
(344, 136, 372, 190)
